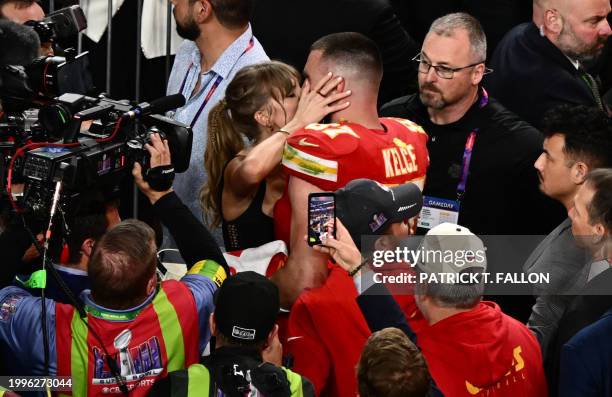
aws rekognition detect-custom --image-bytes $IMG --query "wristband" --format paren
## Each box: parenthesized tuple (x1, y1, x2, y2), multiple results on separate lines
(188, 259, 227, 287)
(145, 164, 175, 191)
(276, 129, 290, 136)
(348, 257, 369, 277)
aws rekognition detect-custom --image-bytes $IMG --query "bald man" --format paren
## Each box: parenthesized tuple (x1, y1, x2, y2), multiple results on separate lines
(0, 0, 43, 23)
(486, 0, 612, 128)
(271, 32, 430, 309)
(485, 0, 612, 127)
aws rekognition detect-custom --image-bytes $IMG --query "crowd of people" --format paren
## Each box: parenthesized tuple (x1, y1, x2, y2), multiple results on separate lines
(1, 0, 612, 395)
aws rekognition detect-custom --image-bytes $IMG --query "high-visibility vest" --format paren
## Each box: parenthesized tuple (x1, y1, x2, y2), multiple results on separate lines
(156, 363, 314, 397)
(55, 280, 201, 397)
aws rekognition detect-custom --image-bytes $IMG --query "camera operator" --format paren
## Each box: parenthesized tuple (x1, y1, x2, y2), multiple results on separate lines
(0, 133, 229, 395)
(0, 192, 121, 304)
(0, 0, 42, 24)
(150, 271, 315, 397)
(0, 0, 52, 55)
(0, 18, 39, 117)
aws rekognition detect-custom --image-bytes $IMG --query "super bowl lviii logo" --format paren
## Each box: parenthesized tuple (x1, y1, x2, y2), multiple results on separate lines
(93, 329, 164, 385)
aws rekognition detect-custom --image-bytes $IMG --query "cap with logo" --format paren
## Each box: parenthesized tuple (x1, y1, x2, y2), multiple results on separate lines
(415, 223, 487, 279)
(214, 271, 280, 344)
(335, 178, 423, 243)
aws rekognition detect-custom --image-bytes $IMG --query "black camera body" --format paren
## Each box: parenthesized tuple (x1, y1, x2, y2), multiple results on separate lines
(17, 97, 192, 218)
(25, 5, 87, 46)
(1, 6, 189, 220)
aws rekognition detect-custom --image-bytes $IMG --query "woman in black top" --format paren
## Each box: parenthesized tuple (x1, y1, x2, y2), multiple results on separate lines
(202, 61, 351, 251)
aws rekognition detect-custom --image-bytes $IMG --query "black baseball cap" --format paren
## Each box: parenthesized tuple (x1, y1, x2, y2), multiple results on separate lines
(214, 271, 280, 344)
(336, 179, 423, 243)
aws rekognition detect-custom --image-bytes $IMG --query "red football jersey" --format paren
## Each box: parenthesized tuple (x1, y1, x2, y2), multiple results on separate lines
(275, 118, 429, 244)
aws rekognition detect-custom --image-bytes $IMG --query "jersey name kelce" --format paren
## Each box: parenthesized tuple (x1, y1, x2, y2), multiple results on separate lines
(282, 118, 429, 191)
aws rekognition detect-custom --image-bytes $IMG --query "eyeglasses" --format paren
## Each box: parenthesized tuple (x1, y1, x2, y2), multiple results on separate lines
(412, 53, 492, 79)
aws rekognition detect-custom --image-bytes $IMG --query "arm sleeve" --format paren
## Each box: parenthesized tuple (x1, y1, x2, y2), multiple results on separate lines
(0, 224, 36, 288)
(559, 342, 599, 397)
(281, 126, 359, 192)
(527, 294, 572, 359)
(153, 191, 228, 274)
(285, 299, 331, 396)
(180, 274, 218, 353)
(356, 283, 416, 342)
(0, 286, 57, 375)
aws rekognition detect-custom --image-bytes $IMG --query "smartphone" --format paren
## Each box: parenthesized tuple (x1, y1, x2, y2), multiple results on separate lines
(308, 192, 336, 246)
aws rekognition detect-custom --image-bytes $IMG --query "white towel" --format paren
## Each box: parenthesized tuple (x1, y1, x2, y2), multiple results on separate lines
(141, 0, 183, 59)
(81, 0, 125, 43)
(80, 0, 183, 59)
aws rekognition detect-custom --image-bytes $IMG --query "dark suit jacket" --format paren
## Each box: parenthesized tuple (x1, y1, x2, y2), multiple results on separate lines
(560, 308, 612, 397)
(547, 266, 612, 396)
(251, 0, 419, 105)
(486, 22, 597, 128)
(523, 218, 590, 359)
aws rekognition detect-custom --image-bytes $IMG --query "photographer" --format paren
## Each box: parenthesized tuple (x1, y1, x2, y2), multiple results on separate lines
(324, 221, 547, 397)
(0, 0, 43, 24)
(285, 179, 426, 397)
(0, 0, 52, 55)
(0, 133, 229, 395)
(0, 192, 121, 304)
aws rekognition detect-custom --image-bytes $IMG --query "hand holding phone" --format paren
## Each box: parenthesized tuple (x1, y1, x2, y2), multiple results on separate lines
(307, 193, 336, 247)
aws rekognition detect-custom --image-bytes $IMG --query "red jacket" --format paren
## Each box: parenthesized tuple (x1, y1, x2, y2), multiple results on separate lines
(285, 267, 367, 396)
(418, 301, 547, 396)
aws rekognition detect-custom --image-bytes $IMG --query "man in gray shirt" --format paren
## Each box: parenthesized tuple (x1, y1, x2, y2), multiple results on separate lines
(524, 104, 612, 359)
(167, 0, 268, 234)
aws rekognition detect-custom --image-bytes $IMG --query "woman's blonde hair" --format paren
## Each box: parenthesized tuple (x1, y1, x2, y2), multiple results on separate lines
(201, 61, 300, 227)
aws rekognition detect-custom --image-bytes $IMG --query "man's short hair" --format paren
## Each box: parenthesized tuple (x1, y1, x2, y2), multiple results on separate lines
(584, 168, 612, 232)
(416, 268, 484, 309)
(0, 0, 38, 17)
(429, 12, 487, 62)
(48, 192, 117, 264)
(208, 0, 251, 29)
(541, 105, 612, 169)
(358, 327, 430, 397)
(310, 32, 383, 83)
(88, 219, 157, 309)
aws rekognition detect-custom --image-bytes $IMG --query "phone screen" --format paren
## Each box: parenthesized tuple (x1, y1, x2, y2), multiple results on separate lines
(308, 193, 336, 247)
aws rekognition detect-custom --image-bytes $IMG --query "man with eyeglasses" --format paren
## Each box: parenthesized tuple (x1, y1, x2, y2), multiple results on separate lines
(486, 0, 612, 128)
(381, 12, 564, 240)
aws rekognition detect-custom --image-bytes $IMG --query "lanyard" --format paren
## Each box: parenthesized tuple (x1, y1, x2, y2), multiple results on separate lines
(178, 37, 255, 128)
(83, 284, 163, 321)
(456, 88, 489, 201)
(456, 129, 477, 201)
(84, 304, 143, 321)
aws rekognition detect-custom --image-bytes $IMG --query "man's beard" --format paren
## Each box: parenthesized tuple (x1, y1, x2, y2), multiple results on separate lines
(419, 83, 447, 110)
(558, 24, 607, 65)
(175, 12, 200, 41)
